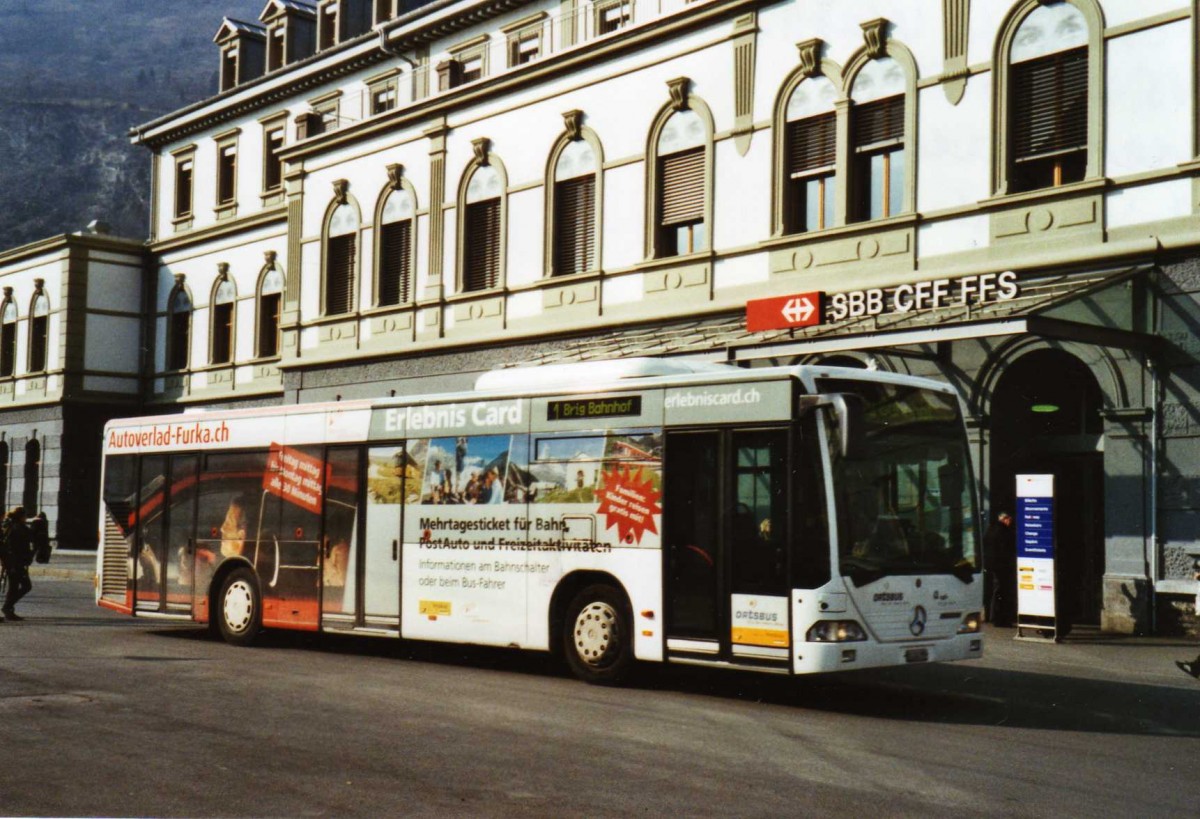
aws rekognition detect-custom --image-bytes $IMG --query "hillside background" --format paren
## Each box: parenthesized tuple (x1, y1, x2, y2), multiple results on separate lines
(0, 0, 261, 250)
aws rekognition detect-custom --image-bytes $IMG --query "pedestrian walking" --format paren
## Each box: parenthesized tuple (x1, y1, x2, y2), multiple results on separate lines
(1, 507, 33, 621)
(1175, 568, 1200, 679)
(984, 510, 1016, 627)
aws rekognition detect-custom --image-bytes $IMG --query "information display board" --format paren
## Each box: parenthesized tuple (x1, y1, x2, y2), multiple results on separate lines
(1016, 474, 1056, 620)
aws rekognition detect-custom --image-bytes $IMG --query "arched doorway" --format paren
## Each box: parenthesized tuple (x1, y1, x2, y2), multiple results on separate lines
(989, 349, 1106, 629)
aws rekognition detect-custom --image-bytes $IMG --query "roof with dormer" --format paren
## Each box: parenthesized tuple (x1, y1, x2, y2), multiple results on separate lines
(213, 17, 268, 44)
(259, 0, 318, 22)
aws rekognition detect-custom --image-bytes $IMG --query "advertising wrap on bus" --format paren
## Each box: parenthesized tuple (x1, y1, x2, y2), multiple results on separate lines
(98, 361, 983, 684)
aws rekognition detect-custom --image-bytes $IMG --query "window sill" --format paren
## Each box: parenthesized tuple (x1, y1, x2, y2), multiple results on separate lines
(445, 288, 505, 304)
(508, 270, 602, 293)
(757, 212, 919, 252)
(979, 176, 1108, 209)
(171, 215, 194, 232)
(260, 189, 285, 206)
(214, 202, 239, 220)
(362, 302, 417, 317)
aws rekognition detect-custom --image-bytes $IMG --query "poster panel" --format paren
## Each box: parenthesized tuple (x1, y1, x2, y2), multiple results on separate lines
(1016, 474, 1055, 619)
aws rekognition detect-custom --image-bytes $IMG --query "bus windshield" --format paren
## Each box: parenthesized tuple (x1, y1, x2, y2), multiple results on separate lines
(820, 378, 978, 586)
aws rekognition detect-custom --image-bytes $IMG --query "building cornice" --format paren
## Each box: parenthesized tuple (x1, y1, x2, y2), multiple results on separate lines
(0, 233, 145, 269)
(149, 206, 288, 254)
(131, 0, 536, 150)
(281, 0, 763, 161)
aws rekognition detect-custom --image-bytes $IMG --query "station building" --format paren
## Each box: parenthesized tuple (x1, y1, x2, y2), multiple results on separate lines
(5, 0, 1200, 634)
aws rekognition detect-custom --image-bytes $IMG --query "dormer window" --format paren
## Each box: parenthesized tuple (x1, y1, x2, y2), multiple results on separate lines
(318, 2, 337, 49)
(221, 47, 239, 92)
(213, 18, 266, 91)
(317, 0, 370, 50)
(374, 0, 396, 24)
(267, 27, 285, 71)
(260, 0, 317, 69)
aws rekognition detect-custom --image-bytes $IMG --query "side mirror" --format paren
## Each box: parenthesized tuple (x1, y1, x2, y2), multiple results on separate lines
(798, 393, 866, 459)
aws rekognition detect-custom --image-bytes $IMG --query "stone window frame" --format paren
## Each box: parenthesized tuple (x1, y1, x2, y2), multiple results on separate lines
(0, 290, 17, 380)
(255, 255, 285, 360)
(321, 183, 364, 317)
(214, 128, 241, 220)
(840, 23, 919, 223)
(208, 266, 238, 367)
(26, 282, 49, 375)
(770, 43, 845, 237)
(367, 68, 402, 116)
(991, 0, 1105, 197)
(502, 12, 548, 68)
(544, 110, 605, 278)
(309, 89, 343, 135)
(260, 113, 288, 202)
(170, 144, 197, 230)
(643, 78, 715, 261)
(374, 0, 398, 26)
(372, 165, 421, 308)
(455, 139, 509, 294)
(166, 276, 193, 373)
(594, 0, 634, 36)
(443, 35, 490, 89)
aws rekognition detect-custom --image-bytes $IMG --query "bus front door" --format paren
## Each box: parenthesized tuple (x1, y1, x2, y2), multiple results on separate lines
(664, 429, 791, 667)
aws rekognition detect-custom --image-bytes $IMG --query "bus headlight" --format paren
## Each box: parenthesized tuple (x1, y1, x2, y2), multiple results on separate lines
(958, 612, 982, 634)
(806, 620, 867, 642)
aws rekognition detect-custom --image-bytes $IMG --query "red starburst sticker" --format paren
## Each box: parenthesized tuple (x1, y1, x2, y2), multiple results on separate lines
(596, 466, 663, 545)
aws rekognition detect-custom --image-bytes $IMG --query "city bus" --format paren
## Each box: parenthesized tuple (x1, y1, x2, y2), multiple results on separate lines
(96, 358, 983, 683)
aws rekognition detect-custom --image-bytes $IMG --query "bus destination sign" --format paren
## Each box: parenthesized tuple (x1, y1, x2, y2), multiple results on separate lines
(547, 396, 642, 422)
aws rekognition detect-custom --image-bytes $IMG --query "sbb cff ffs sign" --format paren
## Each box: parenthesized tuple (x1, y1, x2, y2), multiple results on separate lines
(746, 292, 822, 332)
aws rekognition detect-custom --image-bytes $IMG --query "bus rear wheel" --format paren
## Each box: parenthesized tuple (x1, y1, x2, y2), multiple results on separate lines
(563, 584, 633, 685)
(217, 567, 262, 646)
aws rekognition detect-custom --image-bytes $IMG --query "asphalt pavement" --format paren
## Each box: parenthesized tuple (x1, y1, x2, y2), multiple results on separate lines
(28, 551, 1200, 690)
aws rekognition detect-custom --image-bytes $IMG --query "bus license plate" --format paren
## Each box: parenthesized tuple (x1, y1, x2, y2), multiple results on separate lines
(905, 648, 929, 663)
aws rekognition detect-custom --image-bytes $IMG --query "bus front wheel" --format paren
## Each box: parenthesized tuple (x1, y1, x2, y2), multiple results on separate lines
(217, 567, 262, 647)
(563, 584, 633, 685)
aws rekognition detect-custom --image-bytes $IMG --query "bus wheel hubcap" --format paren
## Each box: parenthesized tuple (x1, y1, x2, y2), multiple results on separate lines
(574, 602, 617, 666)
(224, 580, 254, 633)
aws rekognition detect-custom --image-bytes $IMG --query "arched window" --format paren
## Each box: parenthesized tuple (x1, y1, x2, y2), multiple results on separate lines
(783, 75, 838, 234)
(0, 297, 16, 378)
(167, 284, 192, 371)
(552, 138, 599, 276)
(377, 188, 415, 306)
(22, 437, 39, 514)
(850, 57, 906, 222)
(1007, 2, 1090, 192)
(28, 291, 49, 373)
(654, 108, 708, 257)
(462, 164, 504, 292)
(210, 276, 236, 365)
(324, 202, 358, 315)
(257, 263, 284, 358)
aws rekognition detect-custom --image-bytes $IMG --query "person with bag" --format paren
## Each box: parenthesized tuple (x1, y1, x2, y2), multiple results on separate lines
(31, 511, 50, 564)
(2, 507, 34, 621)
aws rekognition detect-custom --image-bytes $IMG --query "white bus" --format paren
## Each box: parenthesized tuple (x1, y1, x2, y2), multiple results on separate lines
(96, 358, 983, 683)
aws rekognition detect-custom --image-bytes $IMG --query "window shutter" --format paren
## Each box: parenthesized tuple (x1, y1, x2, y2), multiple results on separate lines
(325, 234, 356, 315)
(463, 199, 501, 291)
(853, 96, 904, 149)
(379, 220, 412, 305)
(554, 175, 595, 276)
(1011, 47, 1088, 161)
(659, 147, 705, 226)
(787, 112, 836, 175)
